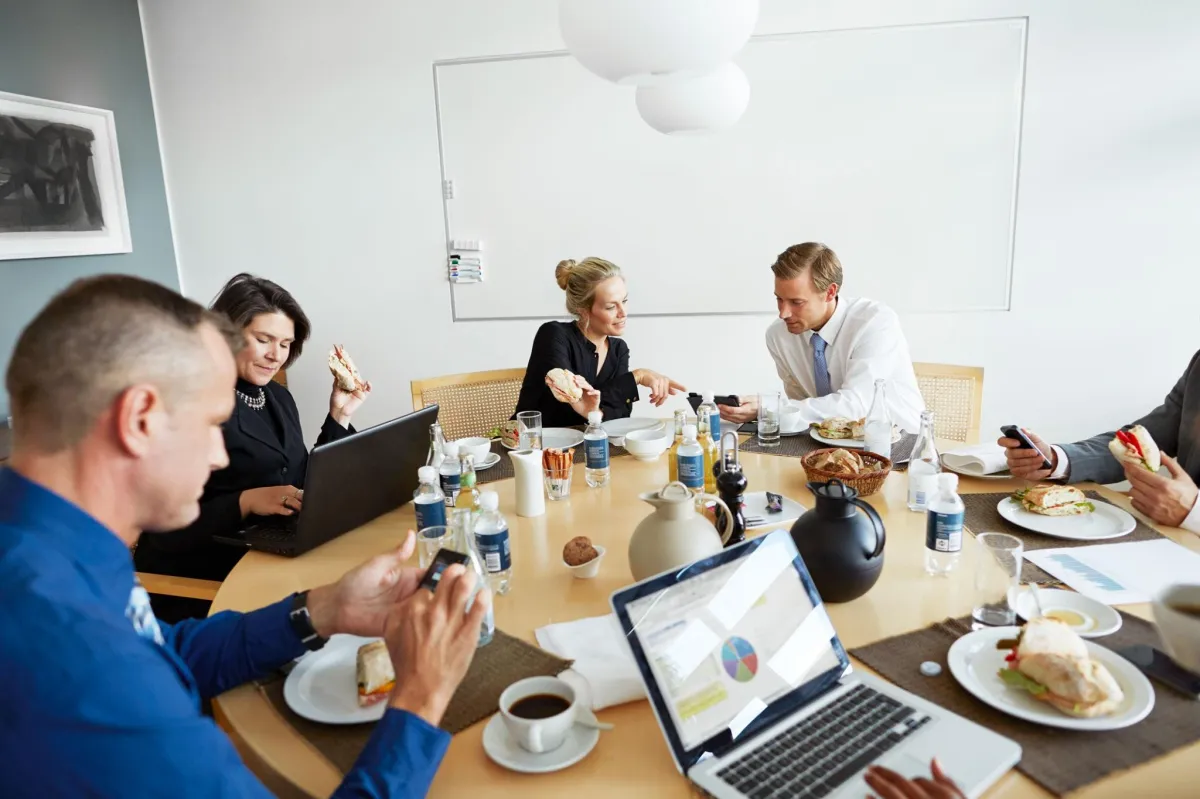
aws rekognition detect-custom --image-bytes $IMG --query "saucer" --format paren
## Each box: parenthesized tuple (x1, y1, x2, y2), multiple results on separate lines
(475, 452, 502, 470)
(481, 713, 600, 774)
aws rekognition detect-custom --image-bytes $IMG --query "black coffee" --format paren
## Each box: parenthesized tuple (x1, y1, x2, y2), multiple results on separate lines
(509, 693, 570, 719)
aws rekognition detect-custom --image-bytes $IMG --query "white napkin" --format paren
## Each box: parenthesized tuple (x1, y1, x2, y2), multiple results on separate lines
(942, 443, 1009, 475)
(535, 614, 647, 710)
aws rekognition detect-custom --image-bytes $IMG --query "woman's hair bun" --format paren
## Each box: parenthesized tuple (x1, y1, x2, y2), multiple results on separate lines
(554, 259, 577, 290)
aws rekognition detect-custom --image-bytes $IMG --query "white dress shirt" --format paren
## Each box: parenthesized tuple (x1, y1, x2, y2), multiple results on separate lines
(1049, 446, 1200, 533)
(765, 295, 925, 432)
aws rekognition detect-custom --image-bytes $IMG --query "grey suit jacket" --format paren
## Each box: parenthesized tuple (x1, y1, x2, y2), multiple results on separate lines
(1061, 349, 1200, 484)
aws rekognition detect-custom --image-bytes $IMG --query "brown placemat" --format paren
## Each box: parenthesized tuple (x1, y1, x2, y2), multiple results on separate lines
(258, 629, 572, 775)
(741, 431, 919, 470)
(851, 613, 1200, 796)
(477, 439, 629, 485)
(961, 492, 1164, 584)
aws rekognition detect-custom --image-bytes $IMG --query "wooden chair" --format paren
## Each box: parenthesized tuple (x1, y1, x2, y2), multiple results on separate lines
(272, 370, 288, 388)
(912, 362, 984, 444)
(411, 368, 526, 440)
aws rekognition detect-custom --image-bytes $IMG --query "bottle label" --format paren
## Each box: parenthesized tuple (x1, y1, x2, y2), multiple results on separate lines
(711, 412, 722, 439)
(440, 472, 460, 498)
(926, 511, 964, 553)
(908, 474, 937, 509)
(586, 438, 609, 469)
(414, 497, 446, 531)
(476, 527, 511, 573)
(678, 453, 704, 489)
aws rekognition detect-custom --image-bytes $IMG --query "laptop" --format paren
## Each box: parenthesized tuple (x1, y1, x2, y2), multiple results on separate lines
(215, 404, 438, 557)
(611, 530, 1020, 799)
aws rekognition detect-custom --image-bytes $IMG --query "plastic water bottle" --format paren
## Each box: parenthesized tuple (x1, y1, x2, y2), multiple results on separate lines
(907, 410, 940, 512)
(697, 391, 722, 449)
(413, 466, 446, 531)
(474, 490, 511, 595)
(677, 424, 704, 493)
(863, 378, 892, 458)
(438, 441, 461, 508)
(451, 509, 495, 647)
(925, 473, 964, 576)
(584, 411, 610, 488)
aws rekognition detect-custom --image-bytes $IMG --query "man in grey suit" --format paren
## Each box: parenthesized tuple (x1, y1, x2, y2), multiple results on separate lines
(999, 351, 1200, 531)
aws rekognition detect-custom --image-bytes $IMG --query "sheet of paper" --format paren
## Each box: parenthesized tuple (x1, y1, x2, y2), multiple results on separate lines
(1025, 539, 1200, 605)
(942, 443, 1008, 475)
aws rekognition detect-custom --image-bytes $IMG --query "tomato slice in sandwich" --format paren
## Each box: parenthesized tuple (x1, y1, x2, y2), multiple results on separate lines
(1116, 429, 1144, 460)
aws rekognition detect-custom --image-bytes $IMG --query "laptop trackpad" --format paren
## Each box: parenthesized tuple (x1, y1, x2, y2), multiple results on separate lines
(837, 752, 937, 797)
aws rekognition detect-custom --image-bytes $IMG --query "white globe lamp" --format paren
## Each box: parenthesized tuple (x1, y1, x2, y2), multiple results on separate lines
(635, 63, 750, 134)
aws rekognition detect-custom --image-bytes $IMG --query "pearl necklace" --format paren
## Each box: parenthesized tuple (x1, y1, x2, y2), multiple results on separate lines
(237, 387, 266, 411)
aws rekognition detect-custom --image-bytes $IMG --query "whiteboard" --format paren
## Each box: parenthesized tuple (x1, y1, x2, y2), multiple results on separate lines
(437, 18, 1027, 320)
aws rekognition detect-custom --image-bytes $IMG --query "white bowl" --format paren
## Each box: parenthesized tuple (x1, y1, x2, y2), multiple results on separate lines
(623, 428, 670, 461)
(458, 436, 493, 465)
(1153, 583, 1200, 675)
(563, 545, 606, 579)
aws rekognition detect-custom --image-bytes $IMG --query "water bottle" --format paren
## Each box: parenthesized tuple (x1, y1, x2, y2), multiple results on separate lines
(697, 391, 722, 448)
(907, 410, 940, 512)
(426, 422, 445, 470)
(474, 490, 511, 595)
(451, 509, 495, 647)
(668, 409, 686, 483)
(583, 411, 610, 488)
(438, 440, 461, 508)
(863, 378, 892, 458)
(677, 424, 704, 493)
(413, 466, 446, 531)
(925, 473, 964, 576)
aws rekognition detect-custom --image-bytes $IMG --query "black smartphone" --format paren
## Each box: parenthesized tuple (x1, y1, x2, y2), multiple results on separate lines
(1117, 645, 1200, 699)
(1000, 424, 1053, 471)
(686, 393, 741, 412)
(418, 548, 469, 593)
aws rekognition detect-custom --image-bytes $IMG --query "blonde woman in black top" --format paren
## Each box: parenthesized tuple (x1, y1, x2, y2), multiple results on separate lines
(515, 258, 684, 426)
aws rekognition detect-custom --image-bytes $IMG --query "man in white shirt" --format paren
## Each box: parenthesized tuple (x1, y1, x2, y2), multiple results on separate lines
(720, 242, 925, 432)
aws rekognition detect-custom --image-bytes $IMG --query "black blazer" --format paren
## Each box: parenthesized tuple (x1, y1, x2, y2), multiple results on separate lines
(133, 379, 353, 580)
(514, 321, 640, 427)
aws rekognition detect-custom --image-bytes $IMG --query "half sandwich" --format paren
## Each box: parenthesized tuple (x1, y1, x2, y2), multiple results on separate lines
(356, 640, 395, 707)
(1012, 484, 1095, 516)
(996, 617, 1124, 718)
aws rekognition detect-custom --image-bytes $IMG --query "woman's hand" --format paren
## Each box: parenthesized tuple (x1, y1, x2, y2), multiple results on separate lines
(569, 375, 602, 419)
(330, 377, 372, 427)
(240, 485, 304, 518)
(632, 369, 686, 407)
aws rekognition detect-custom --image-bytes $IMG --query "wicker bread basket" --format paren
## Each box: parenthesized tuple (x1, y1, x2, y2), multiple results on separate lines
(801, 448, 893, 497)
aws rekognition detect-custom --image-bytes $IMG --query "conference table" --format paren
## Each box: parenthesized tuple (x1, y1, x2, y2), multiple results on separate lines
(211, 437, 1200, 799)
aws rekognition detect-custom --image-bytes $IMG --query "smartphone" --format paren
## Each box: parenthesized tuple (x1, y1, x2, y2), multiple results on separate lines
(1117, 644, 1200, 699)
(418, 548, 469, 593)
(686, 393, 742, 412)
(1000, 424, 1053, 471)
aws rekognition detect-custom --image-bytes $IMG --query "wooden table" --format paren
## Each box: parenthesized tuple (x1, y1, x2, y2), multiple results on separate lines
(211, 447, 1200, 799)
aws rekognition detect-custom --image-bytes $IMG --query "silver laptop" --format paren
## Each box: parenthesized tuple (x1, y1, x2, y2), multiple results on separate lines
(610, 530, 1020, 799)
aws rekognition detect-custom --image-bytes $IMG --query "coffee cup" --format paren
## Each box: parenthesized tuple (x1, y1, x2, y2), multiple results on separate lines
(1153, 583, 1200, 675)
(779, 402, 803, 434)
(498, 676, 577, 753)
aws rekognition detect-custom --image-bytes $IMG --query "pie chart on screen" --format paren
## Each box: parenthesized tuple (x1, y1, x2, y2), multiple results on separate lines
(721, 636, 758, 683)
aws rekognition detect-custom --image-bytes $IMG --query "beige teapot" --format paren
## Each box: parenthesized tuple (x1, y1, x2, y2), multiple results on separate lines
(628, 481, 734, 582)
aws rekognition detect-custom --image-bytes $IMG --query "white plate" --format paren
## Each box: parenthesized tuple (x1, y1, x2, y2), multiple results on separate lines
(600, 417, 663, 445)
(475, 452, 502, 470)
(947, 626, 1154, 731)
(939, 455, 1013, 480)
(996, 496, 1135, 541)
(481, 713, 600, 774)
(741, 491, 806, 530)
(284, 635, 387, 724)
(808, 428, 865, 448)
(542, 428, 585, 450)
(1013, 588, 1123, 638)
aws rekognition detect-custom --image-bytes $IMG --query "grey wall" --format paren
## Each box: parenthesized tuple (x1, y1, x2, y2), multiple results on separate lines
(0, 0, 177, 415)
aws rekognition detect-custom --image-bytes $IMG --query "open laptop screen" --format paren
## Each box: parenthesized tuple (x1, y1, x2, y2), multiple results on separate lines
(613, 530, 850, 773)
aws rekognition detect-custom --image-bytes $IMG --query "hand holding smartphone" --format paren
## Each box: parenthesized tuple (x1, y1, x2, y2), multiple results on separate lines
(419, 548, 469, 593)
(1000, 424, 1054, 471)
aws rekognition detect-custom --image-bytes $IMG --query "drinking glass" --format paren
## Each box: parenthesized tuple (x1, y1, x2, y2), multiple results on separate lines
(544, 466, 572, 501)
(517, 411, 543, 450)
(418, 525, 452, 569)
(757, 392, 781, 447)
(972, 532, 1023, 628)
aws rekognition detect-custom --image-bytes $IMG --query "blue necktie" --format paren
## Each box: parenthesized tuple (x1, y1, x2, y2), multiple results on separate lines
(812, 334, 832, 397)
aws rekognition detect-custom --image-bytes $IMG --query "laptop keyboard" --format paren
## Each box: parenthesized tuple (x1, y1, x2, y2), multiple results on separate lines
(715, 683, 931, 799)
(243, 517, 299, 556)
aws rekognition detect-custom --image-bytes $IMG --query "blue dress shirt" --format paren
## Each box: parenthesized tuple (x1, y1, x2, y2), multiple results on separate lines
(0, 468, 450, 798)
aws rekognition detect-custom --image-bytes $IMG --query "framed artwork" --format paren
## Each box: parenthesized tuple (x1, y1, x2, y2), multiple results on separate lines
(0, 90, 132, 260)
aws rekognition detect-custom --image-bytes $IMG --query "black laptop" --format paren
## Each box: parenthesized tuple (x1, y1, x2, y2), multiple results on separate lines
(215, 404, 438, 556)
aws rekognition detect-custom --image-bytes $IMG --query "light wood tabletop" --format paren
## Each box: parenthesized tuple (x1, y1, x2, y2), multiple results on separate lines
(211, 442, 1200, 799)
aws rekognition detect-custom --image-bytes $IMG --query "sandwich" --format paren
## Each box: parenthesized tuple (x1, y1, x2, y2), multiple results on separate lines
(1108, 425, 1161, 472)
(355, 640, 395, 707)
(328, 345, 367, 392)
(996, 617, 1124, 718)
(1012, 484, 1095, 516)
(849, 418, 902, 443)
(816, 417, 855, 439)
(545, 368, 583, 403)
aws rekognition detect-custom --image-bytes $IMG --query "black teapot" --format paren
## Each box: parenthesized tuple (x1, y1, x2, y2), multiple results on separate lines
(789, 479, 886, 603)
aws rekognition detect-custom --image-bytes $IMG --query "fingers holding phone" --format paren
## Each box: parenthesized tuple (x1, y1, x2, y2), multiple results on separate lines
(998, 426, 1057, 480)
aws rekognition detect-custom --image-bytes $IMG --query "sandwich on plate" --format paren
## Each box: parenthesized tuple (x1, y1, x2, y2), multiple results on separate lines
(1012, 484, 1095, 516)
(328, 345, 368, 392)
(996, 617, 1124, 717)
(815, 417, 855, 439)
(545, 368, 584, 403)
(1108, 425, 1161, 472)
(356, 640, 395, 707)
(849, 418, 903, 443)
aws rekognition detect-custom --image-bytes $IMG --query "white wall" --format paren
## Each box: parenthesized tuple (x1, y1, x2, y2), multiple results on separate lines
(140, 0, 1200, 445)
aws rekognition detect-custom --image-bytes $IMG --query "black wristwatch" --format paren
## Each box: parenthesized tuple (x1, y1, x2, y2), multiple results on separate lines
(288, 590, 328, 651)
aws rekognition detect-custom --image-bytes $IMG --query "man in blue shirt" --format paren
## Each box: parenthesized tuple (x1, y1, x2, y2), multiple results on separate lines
(0, 276, 491, 797)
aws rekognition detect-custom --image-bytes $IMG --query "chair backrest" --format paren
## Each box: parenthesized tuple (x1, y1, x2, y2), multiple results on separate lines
(272, 370, 288, 388)
(411, 368, 527, 440)
(912, 362, 984, 444)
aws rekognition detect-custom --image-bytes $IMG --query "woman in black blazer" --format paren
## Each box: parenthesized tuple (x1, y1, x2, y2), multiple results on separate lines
(134, 274, 371, 585)
(514, 258, 684, 427)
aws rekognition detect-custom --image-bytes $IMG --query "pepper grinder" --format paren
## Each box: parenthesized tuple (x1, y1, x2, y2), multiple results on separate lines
(716, 431, 748, 547)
